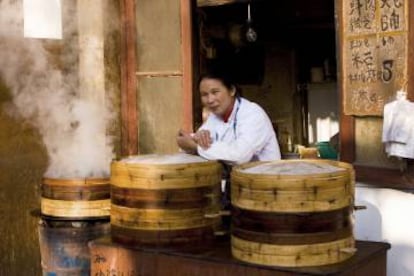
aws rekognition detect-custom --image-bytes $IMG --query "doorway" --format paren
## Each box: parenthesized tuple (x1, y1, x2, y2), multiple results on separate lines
(193, 0, 338, 154)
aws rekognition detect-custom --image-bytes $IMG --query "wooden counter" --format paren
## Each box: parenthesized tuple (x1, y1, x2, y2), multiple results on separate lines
(89, 237, 390, 276)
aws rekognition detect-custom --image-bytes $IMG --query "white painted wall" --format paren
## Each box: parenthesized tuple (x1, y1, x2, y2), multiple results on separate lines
(23, 0, 62, 39)
(307, 82, 339, 145)
(355, 185, 414, 276)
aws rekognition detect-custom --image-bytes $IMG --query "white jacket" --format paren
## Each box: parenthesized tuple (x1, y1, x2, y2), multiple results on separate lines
(197, 97, 281, 164)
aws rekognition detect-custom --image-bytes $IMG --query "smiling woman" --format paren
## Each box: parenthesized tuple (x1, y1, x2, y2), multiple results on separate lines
(23, 0, 62, 39)
(177, 71, 281, 225)
(177, 71, 281, 165)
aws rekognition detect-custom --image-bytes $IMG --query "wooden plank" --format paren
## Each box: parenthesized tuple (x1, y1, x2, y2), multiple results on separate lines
(136, 71, 183, 77)
(197, 0, 247, 7)
(336, 0, 355, 164)
(135, 0, 187, 153)
(339, 115, 355, 163)
(137, 78, 188, 153)
(354, 117, 399, 168)
(355, 164, 414, 190)
(120, 0, 138, 156)
(181, 0, 194, 132)
(136, 1, 182, 71)
(89, 238, 390, 276)
(340, 0, 408, 116)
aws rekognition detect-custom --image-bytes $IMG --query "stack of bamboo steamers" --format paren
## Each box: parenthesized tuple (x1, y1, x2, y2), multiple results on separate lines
(41, 153, 356, 268)
(39, 169, 111, 275)
(109, 154, 356, 267)
(110, 153, 223, 247)
(231, 159, 356, 267)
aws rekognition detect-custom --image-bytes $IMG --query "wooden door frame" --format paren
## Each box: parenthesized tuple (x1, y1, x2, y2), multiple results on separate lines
(120, 0, 194, 156)
(181, 0, 194, 133)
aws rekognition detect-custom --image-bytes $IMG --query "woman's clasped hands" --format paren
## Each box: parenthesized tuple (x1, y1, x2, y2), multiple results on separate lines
(193, 129, 212, 149)
(176, 129, 213, 154)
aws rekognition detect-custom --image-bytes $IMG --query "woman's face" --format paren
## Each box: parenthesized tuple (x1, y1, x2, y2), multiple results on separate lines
(199, 78, 235, 117)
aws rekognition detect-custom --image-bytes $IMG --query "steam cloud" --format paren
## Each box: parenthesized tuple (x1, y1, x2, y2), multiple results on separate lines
(0, 0, 115, 178)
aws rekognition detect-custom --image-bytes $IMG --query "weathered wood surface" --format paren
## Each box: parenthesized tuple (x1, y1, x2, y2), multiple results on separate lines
(340, 0, 408, 116)
(89, 238, 390, 276)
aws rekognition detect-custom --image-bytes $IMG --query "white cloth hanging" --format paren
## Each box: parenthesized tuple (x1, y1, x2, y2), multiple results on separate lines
(382, 94, 414, 159)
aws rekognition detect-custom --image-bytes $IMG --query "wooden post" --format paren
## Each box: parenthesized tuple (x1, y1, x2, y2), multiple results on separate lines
(120, 0, 138, 155)
(335, 0, 355, 163)
(181, 0, 194, 132)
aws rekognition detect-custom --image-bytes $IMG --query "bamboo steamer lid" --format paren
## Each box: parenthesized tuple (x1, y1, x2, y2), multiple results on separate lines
(111, 153, 222, 190)
(231, 159, 355, 213)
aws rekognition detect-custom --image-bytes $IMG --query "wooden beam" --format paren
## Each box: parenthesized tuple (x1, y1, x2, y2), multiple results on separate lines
(339, 115, 355, 163)
(181, 0, 193, 132)
(355, 164, 414, 190)
(136, 71, 183, 77)
(336, 0, 355, 163)
(120, 0, 138, 156)
(197, 0, 249, 7)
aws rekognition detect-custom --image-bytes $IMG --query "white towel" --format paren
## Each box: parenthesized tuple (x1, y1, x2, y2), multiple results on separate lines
(382, 99, 414, 159)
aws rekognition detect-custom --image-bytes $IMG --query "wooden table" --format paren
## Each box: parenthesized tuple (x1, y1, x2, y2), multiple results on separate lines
(89, 237, 390, 276)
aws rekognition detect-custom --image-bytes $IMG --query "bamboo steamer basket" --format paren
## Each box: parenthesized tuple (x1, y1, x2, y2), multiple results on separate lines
(110, 153, 222, 247)
(40, 177, 110, 220)
(230, 159, 356, 267)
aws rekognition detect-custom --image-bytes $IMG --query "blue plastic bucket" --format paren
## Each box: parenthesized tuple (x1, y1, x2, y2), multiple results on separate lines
(38, 219, 110, 276)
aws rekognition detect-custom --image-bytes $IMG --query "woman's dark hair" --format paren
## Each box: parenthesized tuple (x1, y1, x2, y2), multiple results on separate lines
(197, 70, 242, 98)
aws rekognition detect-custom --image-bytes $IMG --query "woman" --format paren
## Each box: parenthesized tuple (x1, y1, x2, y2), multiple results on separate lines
(177, 72, 281, 228)
(177, 72, 281, 164)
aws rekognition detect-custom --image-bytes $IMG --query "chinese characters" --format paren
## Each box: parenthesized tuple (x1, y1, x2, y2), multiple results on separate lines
(343, 0, 406, 115)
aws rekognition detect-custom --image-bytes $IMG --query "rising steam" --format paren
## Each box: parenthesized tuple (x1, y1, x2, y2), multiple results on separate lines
(0, 0, 115, 178)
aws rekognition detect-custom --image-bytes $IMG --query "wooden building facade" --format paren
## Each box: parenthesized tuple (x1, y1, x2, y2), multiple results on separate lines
(0, 0, 414, 275)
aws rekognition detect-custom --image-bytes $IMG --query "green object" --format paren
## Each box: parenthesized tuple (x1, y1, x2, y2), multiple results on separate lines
(316, 141, 338, 160)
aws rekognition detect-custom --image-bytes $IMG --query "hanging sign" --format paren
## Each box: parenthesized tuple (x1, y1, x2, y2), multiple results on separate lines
(341, 0, 407, 116)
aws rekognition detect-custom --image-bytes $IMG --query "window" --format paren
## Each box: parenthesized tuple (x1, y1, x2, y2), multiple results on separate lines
(23, 0, 62, 39)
